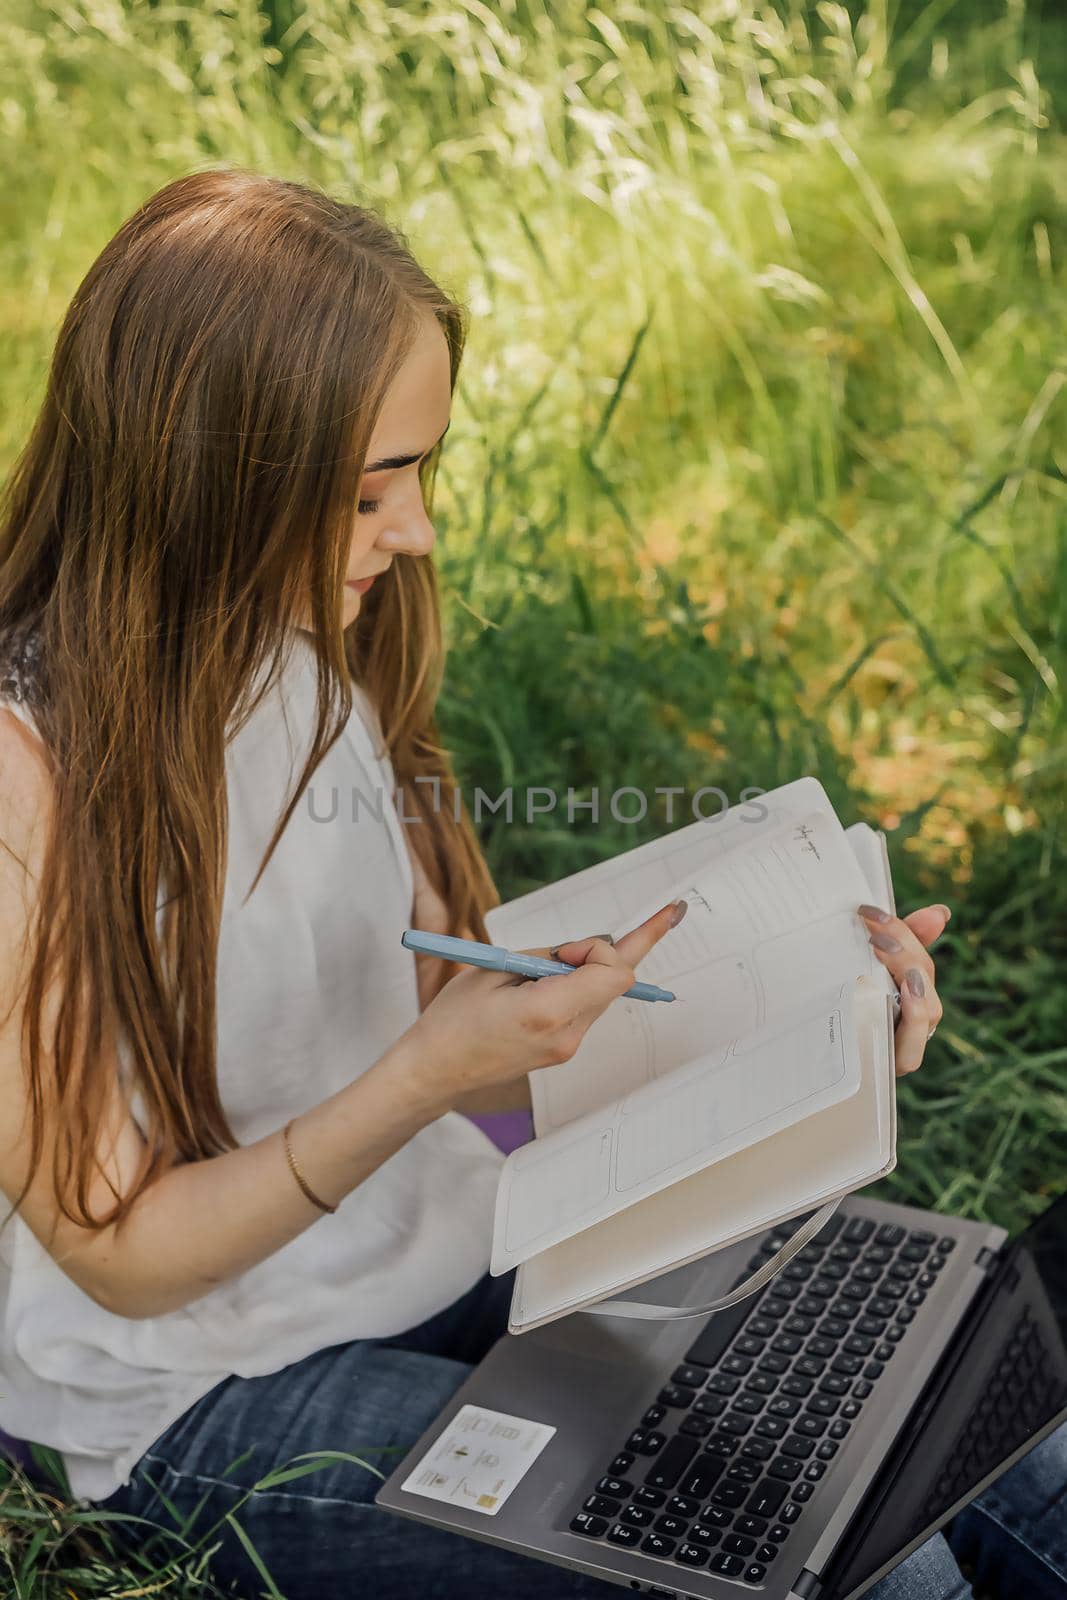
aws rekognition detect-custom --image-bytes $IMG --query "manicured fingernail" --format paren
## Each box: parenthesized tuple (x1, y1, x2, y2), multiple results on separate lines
(870, 930, 903, 953)
(936, 904, 952, 921)
(906, 967, 925, 998)
(669, 899, 689, 928)
(858, 904, 891, 923)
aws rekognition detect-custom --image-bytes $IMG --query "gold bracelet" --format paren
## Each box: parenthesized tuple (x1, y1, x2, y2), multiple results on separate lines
(282, 1119, 338, 1215)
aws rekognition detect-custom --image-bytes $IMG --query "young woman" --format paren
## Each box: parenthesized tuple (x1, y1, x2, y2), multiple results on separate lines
(3, 167, 1050, 1600)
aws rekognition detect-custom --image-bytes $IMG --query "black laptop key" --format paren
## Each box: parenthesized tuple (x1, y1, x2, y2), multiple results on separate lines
(676, 1542, 710, 1566)
(642, 1405, 667, 1428)
(694, 1393, 728, 1417)
(756, 1542, 779, 1562)
(719, 1414, 752, 1436)
(610, 1452, 635, 1475)
(634, 1486, 666, 1507)
(708, 1481, 747, 1508)
(792, 1482, 815, 1502)
(767, 1522, 791, 1542)
(744, 1563, 768, 1583)
(621, 1504, 654, 1527)
(808, 1395, 839, 1416)
(704, 1432, 739, 1457)
(723, 1533, 757, 1555)
(744, 1372, 776, 1395)
(658, 1383, 696, 1409)
(570, 1512, 607, 1537)
(688, 1522, 723, 1547)
(680, 1414, 713, 1438)
(741, 1437, 774, 1461)
(761, 1296, 790, 1319)
(780, 1501, 804, 1523)
(707, 1372, 741, 1395)
(683, 1290, 761, 1366)
(725, 1460, 760, 1484)
(744, 1478, 788, 1518)
(876, 1222, 906, 1246)
(758, 1352, 790, 1374)
(665, 1494, 699, 1518)
(679, 1460, 724, 1500)
(607, 1522, 641, 1546)
(644, 1436, 698, 1489)
(641, 1530, 676, 1558)
(843, 1216, 874, 1243)
(584, 1493, 622, 1516)
(654, 1514, 688, 1539)
(709, 1552, 746, 1577)
(755, 1416, 787, 1439)
(781, 1436, 814, 1459)
(795, 1415, 827, 1438)
(672, 1364, 708, 1388)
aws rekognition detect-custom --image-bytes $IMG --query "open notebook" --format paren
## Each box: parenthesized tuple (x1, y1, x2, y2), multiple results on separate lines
(483, 776, 899, 1334)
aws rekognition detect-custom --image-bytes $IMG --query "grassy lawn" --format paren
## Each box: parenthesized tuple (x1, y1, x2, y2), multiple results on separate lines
(1, 0, 1065, 1593)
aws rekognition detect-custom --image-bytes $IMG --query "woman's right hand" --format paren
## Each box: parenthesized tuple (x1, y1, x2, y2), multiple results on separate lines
(398, 897, 689, 1115)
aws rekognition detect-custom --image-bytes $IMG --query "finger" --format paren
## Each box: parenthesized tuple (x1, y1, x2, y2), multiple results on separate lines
(512, 903, 685, 1019)
(902, 904, 952, 948)
(610, 897, 689, 966)
(893, 965, 937, 1075)
(547, 933, 614, 959)
(858, 904, 937, 982)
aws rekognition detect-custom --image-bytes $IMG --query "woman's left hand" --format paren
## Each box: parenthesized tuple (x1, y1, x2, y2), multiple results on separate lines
(858, 902, 951, 1076)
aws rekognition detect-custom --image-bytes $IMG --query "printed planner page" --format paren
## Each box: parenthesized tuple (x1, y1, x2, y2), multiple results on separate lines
(509, 803, 888, 1134)
(490, 976, 864, 1274)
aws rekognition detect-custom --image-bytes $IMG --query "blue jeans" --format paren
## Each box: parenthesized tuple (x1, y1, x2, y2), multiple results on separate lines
(96, 1270, 1067, 1600)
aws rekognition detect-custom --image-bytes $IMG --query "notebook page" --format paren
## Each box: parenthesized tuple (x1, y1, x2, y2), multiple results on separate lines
(490, 976, 863, 1274)
(521, 804, 889, 1133)
(509, 975, 896, 1330)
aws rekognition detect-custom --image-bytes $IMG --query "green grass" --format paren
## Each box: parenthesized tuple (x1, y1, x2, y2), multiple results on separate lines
(1, 0, 1066, 1593)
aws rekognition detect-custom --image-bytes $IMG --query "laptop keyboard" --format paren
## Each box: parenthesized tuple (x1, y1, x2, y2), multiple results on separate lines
(569, 1211, 959, 1587)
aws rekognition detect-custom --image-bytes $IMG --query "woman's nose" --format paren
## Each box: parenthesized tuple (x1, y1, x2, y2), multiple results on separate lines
(376, 501, 437, 558)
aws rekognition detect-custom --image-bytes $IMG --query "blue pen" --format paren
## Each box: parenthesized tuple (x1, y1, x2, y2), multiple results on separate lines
(401, 930, 676, 1003)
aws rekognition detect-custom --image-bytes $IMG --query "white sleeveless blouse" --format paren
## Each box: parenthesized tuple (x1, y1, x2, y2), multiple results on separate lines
(0, 629, 504, 1503)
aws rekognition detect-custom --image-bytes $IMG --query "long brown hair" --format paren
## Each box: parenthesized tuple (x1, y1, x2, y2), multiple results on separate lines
(0, 168, 499, 1237)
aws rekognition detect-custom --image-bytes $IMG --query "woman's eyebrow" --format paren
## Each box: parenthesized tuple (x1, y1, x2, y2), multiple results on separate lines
(364, 421, 450, 474)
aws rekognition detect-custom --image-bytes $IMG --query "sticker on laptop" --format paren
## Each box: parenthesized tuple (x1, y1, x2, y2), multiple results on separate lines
(400, 1403, 556, 1516)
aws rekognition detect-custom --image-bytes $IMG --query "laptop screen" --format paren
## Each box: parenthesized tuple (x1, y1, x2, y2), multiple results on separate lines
(825, 1193, 1067, 1600)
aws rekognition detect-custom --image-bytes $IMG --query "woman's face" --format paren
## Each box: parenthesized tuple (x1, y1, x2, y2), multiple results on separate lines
(297, 311, 453, 634)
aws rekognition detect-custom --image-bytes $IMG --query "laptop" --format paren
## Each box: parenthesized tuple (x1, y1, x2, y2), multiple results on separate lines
(377, 1190, 1067, 1599)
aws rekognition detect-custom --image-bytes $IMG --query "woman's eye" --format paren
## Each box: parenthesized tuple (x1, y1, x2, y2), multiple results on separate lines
(357, 498, 382, 515)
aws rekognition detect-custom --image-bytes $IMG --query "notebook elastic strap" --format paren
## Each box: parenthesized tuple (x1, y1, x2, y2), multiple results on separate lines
(580, 1199, 842, 1322)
